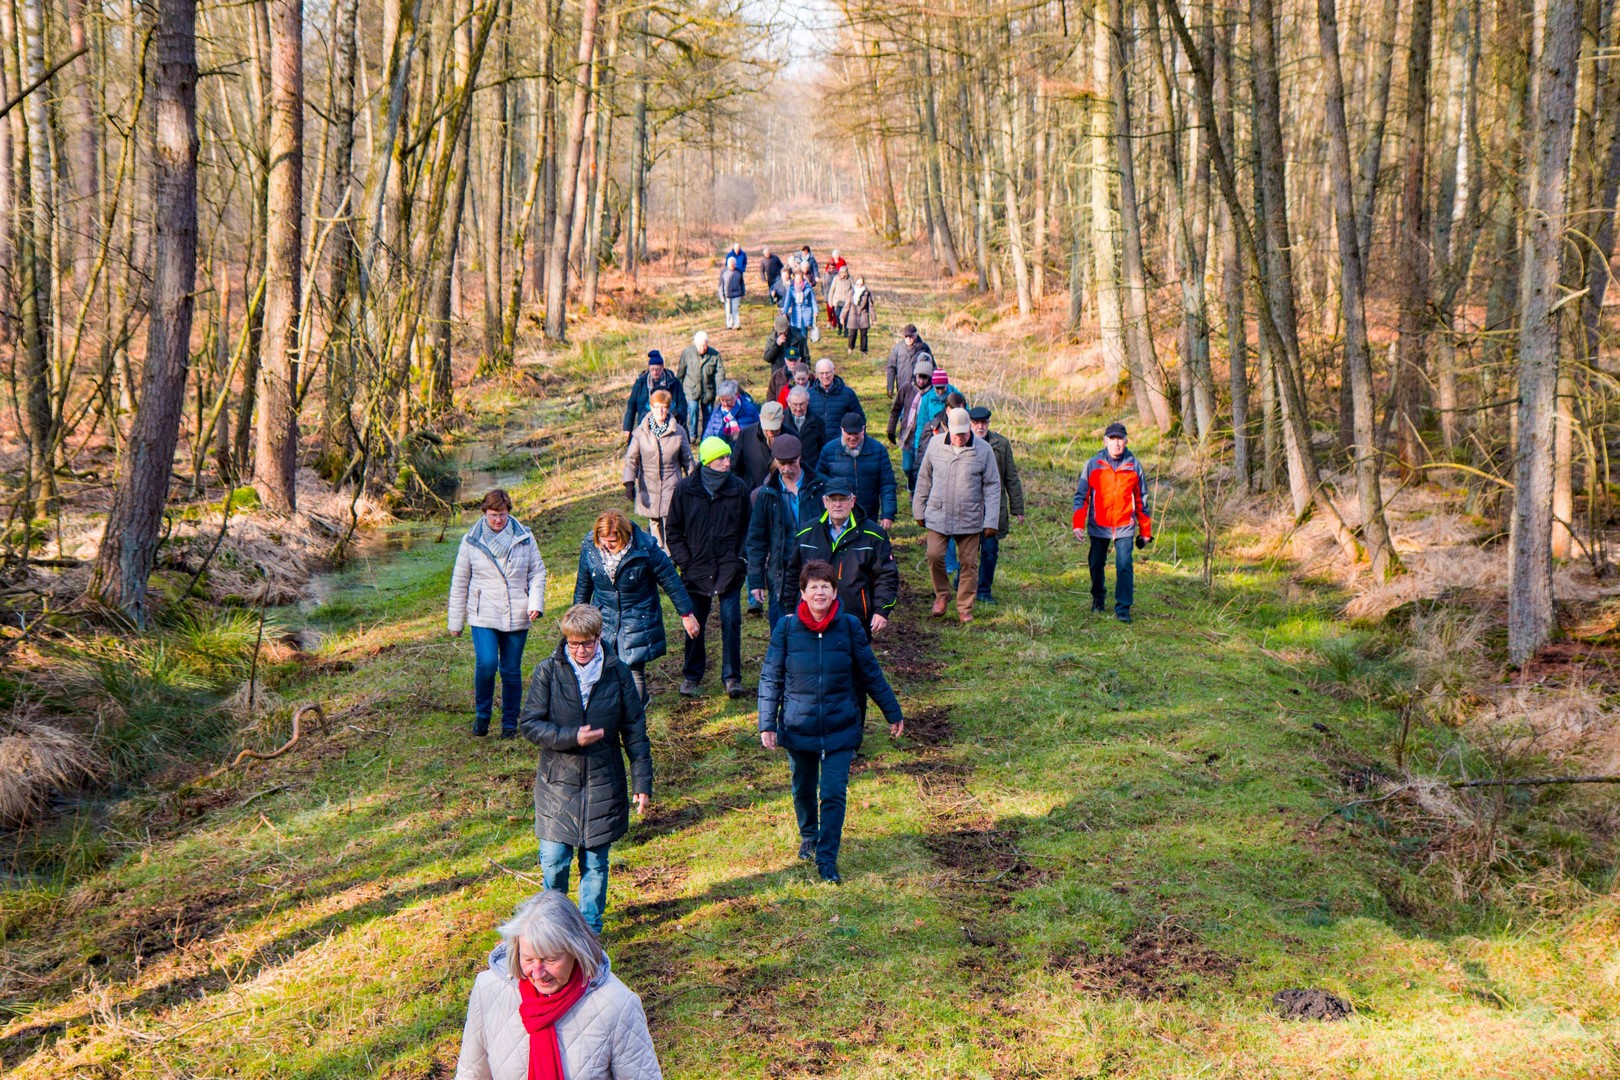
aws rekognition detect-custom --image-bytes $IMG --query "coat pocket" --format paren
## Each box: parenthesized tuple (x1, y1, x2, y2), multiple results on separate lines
(543, 751, 585, 787)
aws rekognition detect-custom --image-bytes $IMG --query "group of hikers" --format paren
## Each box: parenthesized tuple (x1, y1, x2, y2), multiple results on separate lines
(717, 240, 876, 355)
(446, 247, 1156, 1077)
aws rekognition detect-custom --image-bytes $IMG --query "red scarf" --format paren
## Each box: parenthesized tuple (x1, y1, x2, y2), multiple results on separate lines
(797, 598, 840, 633)
(517, 964, 589, 1080)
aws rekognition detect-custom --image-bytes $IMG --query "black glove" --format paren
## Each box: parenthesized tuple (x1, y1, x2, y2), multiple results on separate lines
(1135, 535, 1150, 550)
(623, 481, 636, 502)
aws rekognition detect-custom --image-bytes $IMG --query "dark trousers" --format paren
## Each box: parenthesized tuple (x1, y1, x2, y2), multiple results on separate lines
(1088, 536, 1135, 615)
(627, 660, 647, 706)
(767, 593, 790, 630)
(847, 326, 868, 353)
(977, 534, 1000, 600)
(683, 587, 742, 682)
(788, 747, 856, 870)
(470, 627, 528, 734)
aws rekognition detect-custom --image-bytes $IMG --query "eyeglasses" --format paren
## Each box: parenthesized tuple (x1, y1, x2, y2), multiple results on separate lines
(564, 638, 599, 654)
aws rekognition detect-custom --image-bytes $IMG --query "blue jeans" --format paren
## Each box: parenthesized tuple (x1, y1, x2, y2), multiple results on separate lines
(539, 841, 611, 934)
(767, 593, 789, 629)
(977, 534, 1000, 600)
(682, 587, 742, 683)
(945, 537, 959, 576)
(686, 400, 703, 435)
(1088, 536, 1135, 615)
(787, 747, 855, 870)
(470, 627, 528, 734)
(902, 443, 918, 494)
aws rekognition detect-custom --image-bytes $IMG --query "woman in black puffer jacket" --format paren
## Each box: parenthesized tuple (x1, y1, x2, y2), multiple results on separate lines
(757, 560, 903, 885)
(518, 604, 652, 936)
(574, 510, 700, 706)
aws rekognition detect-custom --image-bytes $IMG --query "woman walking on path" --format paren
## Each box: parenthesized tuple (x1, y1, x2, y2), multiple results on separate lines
(518, 605, 652, 936)
(843, 276, 875, 355)
(781, 268, 819, 342)
(825, 265, 853, 331)
(574, 510, 701, 707)
(448, 490, 547, 738)
(624, 390, 695, 552)
(454, 890, 663, 1079)
(758, 560, 904, 885)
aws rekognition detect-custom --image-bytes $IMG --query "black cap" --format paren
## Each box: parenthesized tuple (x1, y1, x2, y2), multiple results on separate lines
(823, 479, 855, 498)
(1104, 422, 1128, 439)
(968, 406, 992, 422)
(840, 412, 866, 434)
(902, 323, 918, 338)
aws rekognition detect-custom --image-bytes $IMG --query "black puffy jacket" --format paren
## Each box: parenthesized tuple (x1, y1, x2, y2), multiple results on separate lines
(746, 471, 825, 606)
(757, 607, 903, 755)
(572, 528, 693, 667)
(666, 469, 751, 595)
(520, 642, 651, 849)
(786, 514, 899, 635)
(782, 411, 826, 474)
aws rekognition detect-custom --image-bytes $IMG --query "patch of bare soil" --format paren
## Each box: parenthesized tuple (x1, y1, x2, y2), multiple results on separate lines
(924, 827, 1055, 891)
(1051, 925, 1239, 1000)
(1271, 987, 1353, 1020)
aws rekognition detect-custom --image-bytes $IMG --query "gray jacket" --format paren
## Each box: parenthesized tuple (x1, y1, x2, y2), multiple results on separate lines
(913, 433, 1001, 536)
(676, 345, 725, 408)
(454, 945, 662, 1080)
(448, 519, 547, 633)
(624, 414, 694, 518)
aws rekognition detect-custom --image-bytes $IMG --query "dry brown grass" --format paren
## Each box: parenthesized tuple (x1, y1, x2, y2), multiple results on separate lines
(0, 707, 103, 825)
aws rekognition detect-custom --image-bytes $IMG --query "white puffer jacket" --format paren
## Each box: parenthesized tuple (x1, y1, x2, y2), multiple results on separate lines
(454, 945, 662, 1080)
(448, 519, 548, 633)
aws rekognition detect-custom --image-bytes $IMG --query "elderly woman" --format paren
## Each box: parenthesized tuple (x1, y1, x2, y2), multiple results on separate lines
(844, 275, 875, 355)
(519, 604, 651, 935)
(825, 265, 853, 331)
(700, 378, 760, 445)
(758, 560, 903, 885)
(624, 389, 694, 553)
(449, 489, 547, 739)
(574, 509, 701, 706)
(455, 890, 662, 1080)
(781, 268, 818, 342)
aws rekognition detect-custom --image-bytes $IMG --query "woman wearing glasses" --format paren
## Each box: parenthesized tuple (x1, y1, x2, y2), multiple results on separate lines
(517, 604, 653, 936)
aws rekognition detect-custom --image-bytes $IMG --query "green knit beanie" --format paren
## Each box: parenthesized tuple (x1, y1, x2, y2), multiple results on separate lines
(699, 436, 732, 467)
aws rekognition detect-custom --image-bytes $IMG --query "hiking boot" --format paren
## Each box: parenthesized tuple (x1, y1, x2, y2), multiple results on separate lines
(472, 720, 491, 737)
(498, 729, 517, 740)
(976, 593, 996, 604)
(679, 678, 701, 697)
(959, 614, 974, 626)
(1116, 610, 1132, 624)
(797, 839, 816, 861)
(818, 864, 842, 885)
(1091, 601, 1106, 614)
(930, 596, 948, 617)
(725, 678, 745, 698)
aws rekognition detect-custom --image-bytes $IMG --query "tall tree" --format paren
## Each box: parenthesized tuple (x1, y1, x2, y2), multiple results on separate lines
(1392, 0, 1434, 476)
(542, 0, 600, 340)
(90, 0, 199, 621)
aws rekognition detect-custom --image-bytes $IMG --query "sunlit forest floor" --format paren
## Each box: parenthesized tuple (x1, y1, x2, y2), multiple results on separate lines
(3, 207, 1617, 1078)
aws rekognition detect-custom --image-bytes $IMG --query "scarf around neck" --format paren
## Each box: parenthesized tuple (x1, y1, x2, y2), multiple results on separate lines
(517, 965, 589, 1080)
(567, 643, 606, 709)
(476, 518, 519, 563)
(797, 598, 841, 634)
(598, 543, 629, 581)
(701, 465, 728, 494)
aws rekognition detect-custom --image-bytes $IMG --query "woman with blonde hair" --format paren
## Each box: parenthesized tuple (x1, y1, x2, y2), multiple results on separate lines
(448, 489, 547, 738)
(574, 510, 701, 706)
(624, 389, 694, 552)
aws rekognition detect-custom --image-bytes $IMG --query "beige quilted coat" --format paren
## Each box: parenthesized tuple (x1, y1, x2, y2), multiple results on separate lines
(454, 945, 662, 1080)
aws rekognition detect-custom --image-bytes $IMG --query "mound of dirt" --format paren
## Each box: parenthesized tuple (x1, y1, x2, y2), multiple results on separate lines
(1271, 987, 1352, 1020)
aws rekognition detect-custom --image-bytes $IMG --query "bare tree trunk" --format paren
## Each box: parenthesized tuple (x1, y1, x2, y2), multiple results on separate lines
(428, 0, 473, 407)
(582, 11, 617, 312)
(255, 0, 303, 512)
(625, 5, 646, 277)
(0, 11, 12, 348)
(1321, 0, 1398, 578)
(90, 0, 197, 622)
(1353, 0, 1400, 259)
(542, 0, 599, 341)
(481, 2, 510, 364)
(63, 0, 100, 294)
(998, 60, 1032, 315)
(1215, 15, 1249, 486)
(1509, 0, 1580, 665)
(920, 36, 961, 276)
(1089, 4, 1125, 392)
(321, 0, 360, 463)
(1031, 77, 1048, 298)
(13, 0, 57, 517)
(1393, 0, 1433, 477)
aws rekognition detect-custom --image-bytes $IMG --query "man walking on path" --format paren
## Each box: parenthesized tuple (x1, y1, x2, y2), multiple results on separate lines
(735, 400, 787, 492)
(817, 413, 896, 530)
(1073, 422, 1153, 622)
(726, 241, 747, 276)
(786, 480, 898, 640)
(762, 246, 784, 303)
(622, 350, 689, 440)
(807, 358, 864, 432)
(764, 313, 808, 393)
(668, 436, 752, 697)
(914, 408, 1000, 625)
(758, 559, 904, 886)
(719, 257, 745, 330)
(782, 386, 825, 475)
(677, 331, 725, 433)
(886, 324, 931, 397)
(746, 434, 825, 627)
(967, 406, 1024, 604)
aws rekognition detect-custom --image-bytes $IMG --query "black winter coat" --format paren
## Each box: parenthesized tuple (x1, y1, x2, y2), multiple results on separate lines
(622, 371, 689, 433)
(787, 513, 899, 635)
(783, 411, 826, 474)
(572, 527, 694, 667)
(520, 642, 652, 848)
(757, 608, 903, 755)
(746, 471, 826, 605)
(666, 469, 752, 595)
(734, 425, 777, 492)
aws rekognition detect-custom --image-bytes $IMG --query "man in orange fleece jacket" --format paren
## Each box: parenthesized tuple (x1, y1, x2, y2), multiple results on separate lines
(1072, 422, 1153, 623)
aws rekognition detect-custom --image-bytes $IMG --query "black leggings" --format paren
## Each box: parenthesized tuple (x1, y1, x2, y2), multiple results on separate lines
(847, 326, 868, 353)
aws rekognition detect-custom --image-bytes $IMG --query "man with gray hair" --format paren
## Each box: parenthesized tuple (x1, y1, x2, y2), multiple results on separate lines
(914, 407, 1001, 625)
(783, 384, 825, 474)
(806, 357, 864, 433)
(677, 330, 724, 433)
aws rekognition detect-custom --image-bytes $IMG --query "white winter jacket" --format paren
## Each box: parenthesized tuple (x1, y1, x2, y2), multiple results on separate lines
(447, 518, 548, 633)
(454, 945, 663, 1080)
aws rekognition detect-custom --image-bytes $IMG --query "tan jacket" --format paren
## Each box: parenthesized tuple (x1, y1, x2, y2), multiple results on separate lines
(913, 433, 1001, 536)
(455, 947, 662, 1080)
(624, 414, 695, 518)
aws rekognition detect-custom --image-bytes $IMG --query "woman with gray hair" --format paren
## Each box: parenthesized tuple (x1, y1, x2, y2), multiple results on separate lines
(454, 890, 662, 1080)
(699, 377, 759, 445)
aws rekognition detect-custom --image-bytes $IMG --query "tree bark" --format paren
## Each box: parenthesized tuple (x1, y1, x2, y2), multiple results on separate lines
(90, 0, 197, 622)
(1509, 0, 1579, 665)
(542, 0, 599, 341)
(1088, 3, 1125, 392)
(63, 0, 100, 295)
(1393, 0, 1434, 477)
(1215, 14, 1249, 486)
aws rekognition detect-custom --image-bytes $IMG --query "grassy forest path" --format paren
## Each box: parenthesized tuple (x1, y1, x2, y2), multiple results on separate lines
(3, 209, 1617, 1078)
